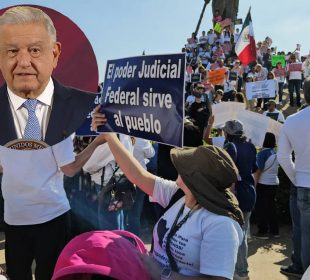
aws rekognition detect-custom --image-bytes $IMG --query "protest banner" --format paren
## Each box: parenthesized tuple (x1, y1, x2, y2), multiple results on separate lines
(236, 110, 269, 147)
(76, 94, 101, 136)
(214, 22, 222, 33)
(212, 102, 280, 147)
(246, 80, 276, 100)
(289, 63, 303, 72)
(267, 118, 283, 142)
(212, 102, 246, 127)
(272, 55, 286, 67)
(212, 102, 268, 147)
(190, 73, 201, 83)
(97, 53, 185, 147)
(220, 18, 232, 28)
(208, 68, 227, 85)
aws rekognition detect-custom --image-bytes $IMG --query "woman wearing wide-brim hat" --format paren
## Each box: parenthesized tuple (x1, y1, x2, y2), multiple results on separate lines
(91, 107, 244, 280)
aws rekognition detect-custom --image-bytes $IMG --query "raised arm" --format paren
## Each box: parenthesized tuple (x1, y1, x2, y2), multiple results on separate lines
(60, 136, 107, 177)
(100, 133, 156, 196)
(91, 105, 156, 196)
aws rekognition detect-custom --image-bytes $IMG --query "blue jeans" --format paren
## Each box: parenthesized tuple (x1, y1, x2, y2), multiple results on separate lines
(278, 82, 284, 102)
(291, 187, 310, 272)
(235, 211, 251, 277)
(124, 188, 145, 236)
(288, 79, 302, 106)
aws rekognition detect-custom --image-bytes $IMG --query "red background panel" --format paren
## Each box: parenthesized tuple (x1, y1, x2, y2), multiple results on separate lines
(0, 5, 99, 92)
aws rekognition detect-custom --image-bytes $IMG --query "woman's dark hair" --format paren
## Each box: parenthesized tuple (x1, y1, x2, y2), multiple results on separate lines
(235, 92, 245, 103)
(263, 132, 276, 148)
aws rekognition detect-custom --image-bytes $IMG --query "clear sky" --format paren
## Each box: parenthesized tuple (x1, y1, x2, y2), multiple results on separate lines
(1, 0, 309, 82)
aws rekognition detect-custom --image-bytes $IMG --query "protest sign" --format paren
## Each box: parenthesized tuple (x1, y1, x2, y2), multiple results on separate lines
(208, 68, 227, 85)
(234, 18, 243, 25)
(214, 22, 222, 33)
(274, 68, 286, 77)
(212, 102, 245, 127)
(265, 37, 273, 47)
(246, 80, 276, 100)
(220, 18, 232, 28)
(98, 53, 185, 147)
(212, 102, 279, 147)
(190, 73, 201, 83)
(289, 63, 303, 72)
(76, 94, 101, 136)
(267, 118, 283, 142)
(272, 55, 286, 67)
(236, 110, 269, 147)
(229, 71, 238, 81)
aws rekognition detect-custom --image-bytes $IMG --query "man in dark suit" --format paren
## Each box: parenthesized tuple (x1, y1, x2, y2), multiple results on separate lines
(0, 6, 106, 279)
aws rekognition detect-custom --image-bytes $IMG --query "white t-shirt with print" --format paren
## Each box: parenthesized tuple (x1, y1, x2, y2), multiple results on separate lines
(151, 177, 243, 280)
(0, 136, 75, 225)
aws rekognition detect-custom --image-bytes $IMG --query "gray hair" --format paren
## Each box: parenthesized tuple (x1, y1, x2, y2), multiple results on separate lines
(303, 77, 310, 104)
(0, 6, 57, 42)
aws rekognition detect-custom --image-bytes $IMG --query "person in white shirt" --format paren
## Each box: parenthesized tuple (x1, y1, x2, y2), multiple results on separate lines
(272, 62, 286, 105)
(254, 64, 268, 81)
(199, 31, 208, 45)
(254, 133, 280, 240)
(83, 135, 134, 231)
(207, 29, 217, 46)
(91, 109, 243, 280)
(303, 56, 310, 79)
(254, 64, 268, 109)
(234, 28, 240, 44)
(277, 78, 310, 277)
(286, 54, 304, 107)
(262, 100, 285, 123)
(124, 137, 155, 236)
(0, 7, 108, 279)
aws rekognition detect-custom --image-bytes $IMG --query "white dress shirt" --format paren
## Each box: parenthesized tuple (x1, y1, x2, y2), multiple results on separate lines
(133, 138, 155, 170)
(7, 78, 54, 140)
(277, 106, 310, 187)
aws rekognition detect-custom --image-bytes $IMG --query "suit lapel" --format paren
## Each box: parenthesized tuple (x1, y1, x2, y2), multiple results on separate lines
(0, 84, 18, 146)
(44, 80, 72, 146)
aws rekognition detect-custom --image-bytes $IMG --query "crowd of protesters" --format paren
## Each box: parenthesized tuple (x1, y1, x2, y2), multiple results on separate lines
(0, 5, 310, 280)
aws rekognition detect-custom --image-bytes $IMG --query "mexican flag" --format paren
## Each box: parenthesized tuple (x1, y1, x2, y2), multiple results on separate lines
(235, 10, 256, 65)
